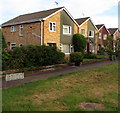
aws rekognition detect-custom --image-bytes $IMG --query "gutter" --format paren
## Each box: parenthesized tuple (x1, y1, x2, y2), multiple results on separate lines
(1, 19, 40, 27)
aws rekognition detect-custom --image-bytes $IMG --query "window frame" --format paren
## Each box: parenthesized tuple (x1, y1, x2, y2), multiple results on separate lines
(103, 34, 107, 40)
(49, 22, 56, 32)
(10, 26, 16, 32)
(63, 25, 72, 35)
(10, 43, 16, 50)
(19, 43, 24, 47)
(19, 25, 24, 36)
(99, 33, 102, 39)
(81, 28, 85, 35)
(88, 30, 94, 38)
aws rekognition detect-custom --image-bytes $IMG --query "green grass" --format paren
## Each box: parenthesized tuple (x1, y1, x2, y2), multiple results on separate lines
(83, 59, 95, 62)
(2, 63, 118, 111)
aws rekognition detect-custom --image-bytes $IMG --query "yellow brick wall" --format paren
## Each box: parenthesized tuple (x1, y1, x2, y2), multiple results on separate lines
(2, 22, 41, 48)
(79, 22, 88, 37)
(43, 12, 60, 49)
(74, 23, 79, 34)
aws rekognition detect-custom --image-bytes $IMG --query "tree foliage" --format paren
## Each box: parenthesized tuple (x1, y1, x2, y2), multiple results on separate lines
(72, 33, 86, 53)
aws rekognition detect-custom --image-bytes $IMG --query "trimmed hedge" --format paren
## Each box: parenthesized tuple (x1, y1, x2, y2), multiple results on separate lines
(2, 45, 65, 70)
(70, 52, 84, 66)
(84, 53, 97, 59)
(72, 33, 86, 53)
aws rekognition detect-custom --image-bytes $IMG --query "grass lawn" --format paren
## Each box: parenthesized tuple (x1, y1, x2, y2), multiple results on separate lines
(83, 59, 95, 62)
(2, 63, 118, 111)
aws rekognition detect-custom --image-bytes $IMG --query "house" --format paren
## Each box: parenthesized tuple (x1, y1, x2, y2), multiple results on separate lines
(75, 17, 98, 54)
(1, 7, 79, 54)
(108, 28, 120, 51)
(96, 24, 109, 52)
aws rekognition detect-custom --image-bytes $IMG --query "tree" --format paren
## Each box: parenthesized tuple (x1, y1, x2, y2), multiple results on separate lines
(0, 30, 7, 50)
(72, 33, 86, 53)
(104, 36, 114, 55)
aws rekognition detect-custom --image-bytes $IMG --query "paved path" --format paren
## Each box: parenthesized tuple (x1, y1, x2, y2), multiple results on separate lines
(2, 60, 118, 89)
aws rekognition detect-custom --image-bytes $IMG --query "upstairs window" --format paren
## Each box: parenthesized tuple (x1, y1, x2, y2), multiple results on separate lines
(114, 35, 116, 40)
(19, 25, 23, 36)
(88, 30, 94, 38)
(103, 34, 107, 40)
(11, 26, 16, 32)
(63, 25, 72, 35)
(49, 22, 56, 32)
(99, 33, 102, 39)
(81, 29, 85, 35)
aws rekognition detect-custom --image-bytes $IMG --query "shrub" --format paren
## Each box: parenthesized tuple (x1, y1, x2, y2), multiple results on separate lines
(70, 52, 84, 66)
(84, 53, 97, 59)
(72, 33, 86, 53)
(2, 45, 65, 70)
(1, 31, 7, 50)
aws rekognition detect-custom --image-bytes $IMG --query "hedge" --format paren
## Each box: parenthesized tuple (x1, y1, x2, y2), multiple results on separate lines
(2, 45, 65, 70)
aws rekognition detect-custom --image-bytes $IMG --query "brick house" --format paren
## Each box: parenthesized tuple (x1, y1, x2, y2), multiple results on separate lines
(75, 17, 98, 54)
(96, 24, 109, 52)
(1, 7, 79, 54)
(108, 28, 120, 51)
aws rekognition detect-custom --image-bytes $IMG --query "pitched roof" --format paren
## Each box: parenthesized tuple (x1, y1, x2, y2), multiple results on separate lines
(75, 17, 90, 25)
(108, 28, 118, 35)
(96, 24, 104, 30)
(2, 7, 64, 26)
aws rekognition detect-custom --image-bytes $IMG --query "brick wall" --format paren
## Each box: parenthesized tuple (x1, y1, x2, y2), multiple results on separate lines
(2, 22, 41, 48)
(43, 12, 61, 49)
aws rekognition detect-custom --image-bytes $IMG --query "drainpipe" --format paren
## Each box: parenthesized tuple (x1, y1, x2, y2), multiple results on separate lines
(39, 19, 43, 45)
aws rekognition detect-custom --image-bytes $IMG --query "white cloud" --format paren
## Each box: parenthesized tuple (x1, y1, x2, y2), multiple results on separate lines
(92, 16, 118, 28)
(0, 0, 119, 28)
(60, 0, 118, 17)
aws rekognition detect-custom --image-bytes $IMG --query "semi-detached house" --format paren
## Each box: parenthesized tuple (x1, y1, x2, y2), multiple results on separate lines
(75, 17, 98, 54)
(1, 7, 79, 55)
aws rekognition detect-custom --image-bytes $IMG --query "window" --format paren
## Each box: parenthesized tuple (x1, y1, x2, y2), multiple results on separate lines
(19, 25, 23, 36)
(114, 35, 116, 40)
(63, 25, 72, 35)
(19, 43, 24, 47)
(10, 43, 16, 50)
(49, 22, 56, 32)
(88, 30, 94, 37)
(103, 34, 107, 40)
(60, 43, 62, 51)
(47, 43, 56, 47)
(70, 44, 73, 53)
(99, 33, 102, 39)
(81, 29, 85, 35)
(11, 26, 16, 32)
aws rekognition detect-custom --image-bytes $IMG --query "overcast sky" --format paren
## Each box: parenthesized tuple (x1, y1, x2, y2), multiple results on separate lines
(0, 0, 119, 28)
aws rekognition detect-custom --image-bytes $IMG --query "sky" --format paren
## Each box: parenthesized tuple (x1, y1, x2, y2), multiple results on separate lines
(0, 0, 119, 28)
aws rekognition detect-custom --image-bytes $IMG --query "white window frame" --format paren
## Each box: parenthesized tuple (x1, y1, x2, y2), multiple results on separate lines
(63, 25, 72, 35)
(103, 34, 107, 40)
(19, 43, 24, 47)
(88, 30, 94, 38)
(10, 26, 16, 32)
(99, 33, 102, 39)
(10, 43, 16, 50)
(70, 44, 73, 53)
(49, 22, 56, 32)
(114, 35, 116, 40)
(19, 25, 23, 36)
(81, 28, 85, 35)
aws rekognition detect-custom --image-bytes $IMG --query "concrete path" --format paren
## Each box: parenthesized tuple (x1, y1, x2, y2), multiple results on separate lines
(2, 60, 118, 89)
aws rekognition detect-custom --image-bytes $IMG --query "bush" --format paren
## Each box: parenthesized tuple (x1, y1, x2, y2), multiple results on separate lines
(2, 45, 65, 70)
(70, 52, 84, 66)
(84, 53, 97, 59)
(72, 33, 86, 53)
